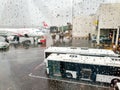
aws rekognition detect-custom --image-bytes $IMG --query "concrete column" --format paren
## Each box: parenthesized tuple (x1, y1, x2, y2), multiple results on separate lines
(115, 26, 119, 46)
(97, 28, 100, 45)
(112, 30, 115, 44)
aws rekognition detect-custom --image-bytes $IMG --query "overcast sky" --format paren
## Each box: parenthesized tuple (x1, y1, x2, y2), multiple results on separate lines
(0, 0, 120, 27)
(33, 0, 120, 26)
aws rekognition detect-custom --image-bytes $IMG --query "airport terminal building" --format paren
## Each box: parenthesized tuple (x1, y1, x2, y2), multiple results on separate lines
(72, 3, 120, 45)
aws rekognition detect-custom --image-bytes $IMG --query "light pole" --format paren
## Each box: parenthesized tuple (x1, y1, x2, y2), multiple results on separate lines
(72, 0, 74, 25)
(115, 26, 120, 46)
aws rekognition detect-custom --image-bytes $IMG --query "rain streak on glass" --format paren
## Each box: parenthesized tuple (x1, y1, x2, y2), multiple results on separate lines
(0, 0, 120, 90)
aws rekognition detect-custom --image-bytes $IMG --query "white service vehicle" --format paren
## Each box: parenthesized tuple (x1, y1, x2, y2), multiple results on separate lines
(46, 53, 120, 87)
(0, 37, 9, 49)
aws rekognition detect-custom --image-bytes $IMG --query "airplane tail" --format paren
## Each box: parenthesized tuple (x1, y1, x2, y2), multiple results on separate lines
(42, 21, 48, 28)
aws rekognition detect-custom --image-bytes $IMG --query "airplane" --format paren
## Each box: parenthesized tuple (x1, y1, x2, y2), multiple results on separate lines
(0, 28, 46, 37)
(0, 28, 47, 44)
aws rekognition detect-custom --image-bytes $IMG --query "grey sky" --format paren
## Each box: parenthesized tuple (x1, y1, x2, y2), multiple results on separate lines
(0, 0, 120, 27)
(33, 0, 120, 26)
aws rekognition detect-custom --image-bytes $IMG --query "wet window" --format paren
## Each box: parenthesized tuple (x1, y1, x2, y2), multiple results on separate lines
(1, 0, 120, 90)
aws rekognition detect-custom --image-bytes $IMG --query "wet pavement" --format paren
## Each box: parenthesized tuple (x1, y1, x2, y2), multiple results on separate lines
(0, 33, 114, 90)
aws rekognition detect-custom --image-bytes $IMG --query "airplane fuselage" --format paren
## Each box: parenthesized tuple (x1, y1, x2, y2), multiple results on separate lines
(0, 28, 45, 37)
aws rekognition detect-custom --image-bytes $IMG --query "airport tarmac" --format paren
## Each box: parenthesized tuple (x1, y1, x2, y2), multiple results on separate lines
(0, 34, 114, 90)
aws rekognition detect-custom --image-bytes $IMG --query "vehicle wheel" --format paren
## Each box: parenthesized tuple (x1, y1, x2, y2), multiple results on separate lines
(110, 78, 120, 87)
(66, 73, 73, 78)
(23, 44, 29, 49)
